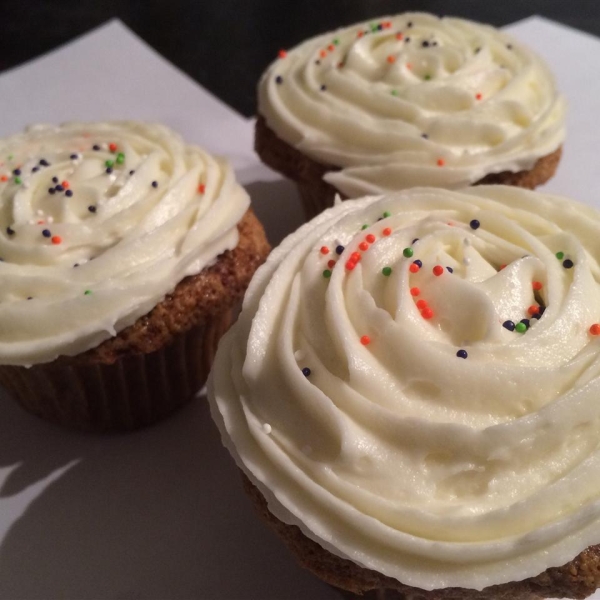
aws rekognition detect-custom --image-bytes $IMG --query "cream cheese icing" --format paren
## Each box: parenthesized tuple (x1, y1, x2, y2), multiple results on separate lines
(209, 186, 600, 591)
(0, 121, 249, 366)
(258, 13, 566, 197)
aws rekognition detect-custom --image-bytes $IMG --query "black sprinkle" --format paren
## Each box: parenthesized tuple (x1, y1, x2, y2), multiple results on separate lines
(73, 263, 79, 268)
(520, 319, 530, 328)
(6, 227, 14, 236)
(407, 21, 413, 28)
(315, 60, 321, 65)
(503, 320, 515, 331)
(335, 245, 344, 255)
(55, 184, 64, 192)
(320, 84, 327, 91)
(506, 43, 513, 50)
(88, 205, 97, 213)
(413, 259, 423, 268)
(151, 181, 158, 188)
(92, 145, 101, 151)
(432, 41, 438, 46)
(13, 169, 21, 176)
(405, 37, 411, 43)
(475, 47, 481, 54)
(470, 219, 480, 230)
(446, 266, 453, 273)
(48, 187, 56, 195)
(421, 133, 429, 139)
(70, 153, 79, 160)
(106, 167, 113, 174)
(563, 259, 574, 269)
(65, 190, 73, 197)
(421, 40, 430, 47)
(412, 238, 419, 244)
(129, 170, 135, 175)
(275, 75, 283, 84)
(302, 367, 311, 377)
(27, 297, 32, 300)
(39, 159, 49, 166)
(31, 166, 39, 173)
(42, 229, 51, 238)
(52, 176, 59, 184)
(456, 349, 468, 359)
(377, 24, 383, 30)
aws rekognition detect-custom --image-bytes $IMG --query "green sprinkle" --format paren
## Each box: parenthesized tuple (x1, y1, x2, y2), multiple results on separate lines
(323, 269, 332, 279)
(383, 211, 391, 218)
(333, 38, 340, 45)
(84, 290, 92, 296)
(515, 322, 527, 333)
(361, 224, 368, 230)
(382, 267, 392, 277)
(105, 159, 114, 168)
(14, 176, 22, 185)
(424, 74, 431, 80)
(555, 251, 564, 260)
(116, 152, 125, 165)
(391, 89, 398, 96)
(7, 154, 13, 161)
(370, 23, 378, 32)
(403, 247, 414, 258)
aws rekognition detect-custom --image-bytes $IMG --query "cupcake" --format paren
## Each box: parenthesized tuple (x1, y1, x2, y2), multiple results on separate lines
(0, 121, 270, 431)
(256, 13, 566, 218)
(209, 186, 600, 599)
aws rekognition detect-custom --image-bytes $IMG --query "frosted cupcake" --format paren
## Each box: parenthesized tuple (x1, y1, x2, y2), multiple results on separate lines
(256, 13, 566, 218)
(0, 121, 270, 431)
(210, 186, 600, 599)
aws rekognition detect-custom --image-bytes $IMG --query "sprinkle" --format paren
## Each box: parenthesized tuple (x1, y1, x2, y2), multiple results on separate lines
(506, 44, 513, 50)
(88, 205, 97, 213)
(407, 21, 413, 27)
(406, 63, 413, 70)
(528, 305, 540, 316)
(360, 335, 371, 345)
(39, 159, 49, 166)
(515, 322, 527, 333)
(357, 31, 364, 38)
(275, 75, 283, 84)
(532, 281, 543, 291)
(278, 49, 287, 59)
(359, 241, 369, 251)
(409, 263, 420, 273)
(333, 38, 340, 45)
(503, 320, 516, 331)
(424, 74, 431, 81)
(433, 265, 444, 276)
(323, 269, 332, 279)
(366, 234, 376, 243)
(92, 145, 101, 151)
(345, 260, 356, 271)
(412, 238, 419, 244)
(396, 32, 403, 40)
(382, 227, 392, 236)
(105, 167, 113, 174)
(320, 50, 327, 58)
(302, 367, 311, 377)
(475, 47, 481, 54)
(48, 187, 56, 195)
(446, 266, 454, 273)
(361, 224, 368, 230)
(31, 167, 39, 173)
(0, 175, 7, 182)
(116, 152, 125, 165)
(383, 211, 391, 218)
(387, 55, 396, 64)
(42, 229, 51, 238)
(437, 158, 445, 167)
(320, 84, 327, 91)
(13, 169, 21, 176)
(61, 180, 70, 189)
(327, 44, 334, 52)
(456, 349, 468, 359)
(65, 190, 73, 197)
(382, 267, 392, 277)
(84, 290, 92, 295)
(14, 176, 22, 184)
(151, 181, 158, 188)
(55, 184, 64, 192)
(413, 259, 423, 268)
(70, 153, 79, 160)
(51, 235, 62, 245)
(109, 143, 118, 153)
(470, 219, 480, 230)
(198, 184, 206, 194)
(422, 40, 430, 48)
(335, 245, 344, 255)
(590, 324, 600, 336)
(555, 251, 564, 260)
(416, 299, 428, 310)
(410, 287, 420, 297)
(327, 260, 336, 269)
(421, 307, 434, 319)
(391, 89, 398, 96)
(403, 247, 414, 258)
(6, 227, 14, 236)
(563, 259, 574, 269)
(129, 170, 135, 176)
(320, 246, 330, 255)
(262, 423, 272, 434)
(475, 93, 482, 100)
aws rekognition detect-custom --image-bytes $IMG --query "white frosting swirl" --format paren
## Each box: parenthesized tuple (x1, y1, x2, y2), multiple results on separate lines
(0, 121, 249, 366)
(209, 186, 600, 591)
(259, 13, 566, 197)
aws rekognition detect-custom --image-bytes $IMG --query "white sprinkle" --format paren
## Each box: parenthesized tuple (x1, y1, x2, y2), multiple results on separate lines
(109, 174, 117, 182)
(463, 257, 471, 265)
(47, 216, 54, 224)
(463, 238, 471, 246)
(262, 423, 272, 434)
(101, 142, 109, 151)
(36, 209, 43, 216)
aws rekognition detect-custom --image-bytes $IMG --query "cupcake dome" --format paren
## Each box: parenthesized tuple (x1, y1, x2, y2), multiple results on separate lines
(258, 13, 565, 198)
(209, 186, 600, 595)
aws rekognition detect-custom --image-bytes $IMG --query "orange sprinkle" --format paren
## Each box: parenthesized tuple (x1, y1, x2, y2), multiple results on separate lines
(51, 235, 62, 245)
(346, 260, 356, 270)
(366, 234, 376, 243)
(437, 158, 445, 167)
(357, 31, 364, 38)
(416, 299, 428, 310)
(320, 246, 330, 255)
(278, 49, 287, 59)
(532, 281, 543, 291)
(475, 93, 483, 100)
(396, 32, 404, 40)
(0, 175, 7, 182)
(359, 241, 369, 251)
(350, 252, 361, 262)
(62, 180, 70, 189)
(528, 305, 540, 316)
(109, 143, 117, 152)
(383, 21, 392, 28)
(327, 259, 336, 269)
(320, 50, 327, 58)
(328, 44, 335, 52)
(421, 307, 434, 319)
(198, 184, 205, 194)
(406, 63, 413, 70)
(590, 324, 600, 336)
(387, 55, 396, 64)
(360, 335, 371, 345)
(409, 263, 420, 273)
(382, 227, 392, 236)
(37, 220, 45, 225)
(410, 287, 420, 297)
(433, 265, 444, 276)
